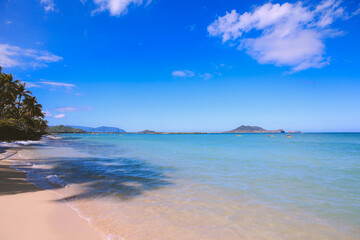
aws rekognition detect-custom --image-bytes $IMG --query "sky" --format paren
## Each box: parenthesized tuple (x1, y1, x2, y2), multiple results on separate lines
(1, 0, 360, 132)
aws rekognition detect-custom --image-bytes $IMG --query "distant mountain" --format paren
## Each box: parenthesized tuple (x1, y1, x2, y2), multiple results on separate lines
(138, 130, 157, 134)
(68, 125, 126, 133)
(225, 125, 285, 133)
(47, 125, 87, 133)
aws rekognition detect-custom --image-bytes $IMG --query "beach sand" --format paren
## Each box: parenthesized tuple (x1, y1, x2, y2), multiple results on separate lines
(0, 147, 102, 240)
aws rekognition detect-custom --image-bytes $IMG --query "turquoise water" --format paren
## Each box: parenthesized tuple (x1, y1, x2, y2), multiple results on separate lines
(10, 133, 360, 239)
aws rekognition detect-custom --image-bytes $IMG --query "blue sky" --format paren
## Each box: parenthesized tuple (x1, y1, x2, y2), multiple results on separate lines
(1, 0, 360, 132)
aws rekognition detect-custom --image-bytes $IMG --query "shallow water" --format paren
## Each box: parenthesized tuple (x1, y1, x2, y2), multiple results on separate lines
(7, 133, 360, 239)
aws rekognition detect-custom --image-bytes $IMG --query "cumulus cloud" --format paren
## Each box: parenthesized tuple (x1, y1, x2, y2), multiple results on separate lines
(172, 70, 195, 77)
(40, 0, 55, 12)
(92, 0, 150, 16)
(53, 114, 65, 119)
(0, 43, 62, 68)
(55, 106, 93, 112)
(208, 0, 353, 72)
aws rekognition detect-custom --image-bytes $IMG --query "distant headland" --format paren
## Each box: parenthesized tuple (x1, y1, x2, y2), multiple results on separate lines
(67, 125, 126, 133)
(47, 125, 126, 133)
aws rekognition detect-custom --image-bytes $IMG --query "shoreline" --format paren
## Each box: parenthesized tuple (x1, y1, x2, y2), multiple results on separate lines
(0, 147, 102, 240)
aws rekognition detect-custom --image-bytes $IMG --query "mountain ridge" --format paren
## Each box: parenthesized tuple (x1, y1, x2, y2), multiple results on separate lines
(47, 125, 87, 133)
(68, 125, 126, 133)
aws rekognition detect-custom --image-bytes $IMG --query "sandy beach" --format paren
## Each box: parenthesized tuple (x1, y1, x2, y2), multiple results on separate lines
(0, 147, 102, 240)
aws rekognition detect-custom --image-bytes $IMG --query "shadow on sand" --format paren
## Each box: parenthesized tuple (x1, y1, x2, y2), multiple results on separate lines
(0, 147, 43, 196)
(0, 164, 42, 196)
(5, 155, 173, 202)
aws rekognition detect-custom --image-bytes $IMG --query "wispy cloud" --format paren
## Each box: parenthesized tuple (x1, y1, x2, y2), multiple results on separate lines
(200, 73, 213, 80)
(353, 7, 360, 16)
(53, 114, 65, 119)
(45, 106, 92, 119)
(187, 24, 196, 31)
(43, 110, 53, 117)
(172, 70, 216, 80)
(24, 81, 76, 90)
(55, 106, 93, 112)
(25, 82, 41, 88)
(92, 0, 151, 16)
(40, 0, 56, 12)
(40, 81, 76, 88)
(172, 70, 195, 77)
(0, 43, 62, 68)
(208, 0, 354, 72)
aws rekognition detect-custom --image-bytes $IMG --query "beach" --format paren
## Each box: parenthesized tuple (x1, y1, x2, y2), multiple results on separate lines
(0, 147, 102, 240)
(1, 134, 359, 240)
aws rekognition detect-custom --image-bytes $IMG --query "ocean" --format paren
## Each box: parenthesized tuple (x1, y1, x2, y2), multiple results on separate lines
(6, 133, 360, 239)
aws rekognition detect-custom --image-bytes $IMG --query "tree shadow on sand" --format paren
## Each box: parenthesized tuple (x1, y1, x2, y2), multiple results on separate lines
(0, 147, 44, 196)
(9, 155, 174, 202)
(0, 164, 43, 196)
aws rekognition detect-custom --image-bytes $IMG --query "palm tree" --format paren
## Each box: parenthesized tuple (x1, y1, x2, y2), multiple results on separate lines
(0, 66, 47, 140)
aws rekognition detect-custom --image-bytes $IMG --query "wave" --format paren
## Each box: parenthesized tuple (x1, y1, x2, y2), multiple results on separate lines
(46, 175, 68, 187)
(46, 135, 62, 140)
(0, 140, 44, 148)
(32, 164, 53, 169)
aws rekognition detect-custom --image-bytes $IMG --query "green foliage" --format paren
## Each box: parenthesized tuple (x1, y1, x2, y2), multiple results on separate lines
(0, 66, 48, 141)
(47, 125, 86, 133)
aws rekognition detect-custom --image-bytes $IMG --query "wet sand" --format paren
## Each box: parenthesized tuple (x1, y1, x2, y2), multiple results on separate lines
(0, 147, 102, 240)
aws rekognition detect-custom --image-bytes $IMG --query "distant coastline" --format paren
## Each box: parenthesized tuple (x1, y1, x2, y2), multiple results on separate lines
(47, 125, 301, 134)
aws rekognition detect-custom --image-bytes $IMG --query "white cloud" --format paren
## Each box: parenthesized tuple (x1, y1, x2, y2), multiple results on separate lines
(53, 114, 65, 119)
(200, 73, 213, 80)
(172, 70, 195, 77)
(44, 110, 53, 117)
(92, 0, 150, 16)
(187, 24, 196, 31)
(353, 7, 360, 16)
(40, 81, 76, 88)
(0, 43, 62, 68)
(172, 70, 216, 80)
(40, 0, 55, 12)
(55, 106, 93, 112)
(23, 81, 76, 90)
(25, 82, 41, 88)
(208, 0, 352, 72)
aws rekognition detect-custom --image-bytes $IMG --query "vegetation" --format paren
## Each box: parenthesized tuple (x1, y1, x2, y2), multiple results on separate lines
(0, 67, 47, 141)
(47, 125, 87, 133)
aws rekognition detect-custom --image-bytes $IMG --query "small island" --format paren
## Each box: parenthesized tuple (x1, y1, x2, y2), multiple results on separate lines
(224, 125, 286, 133)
